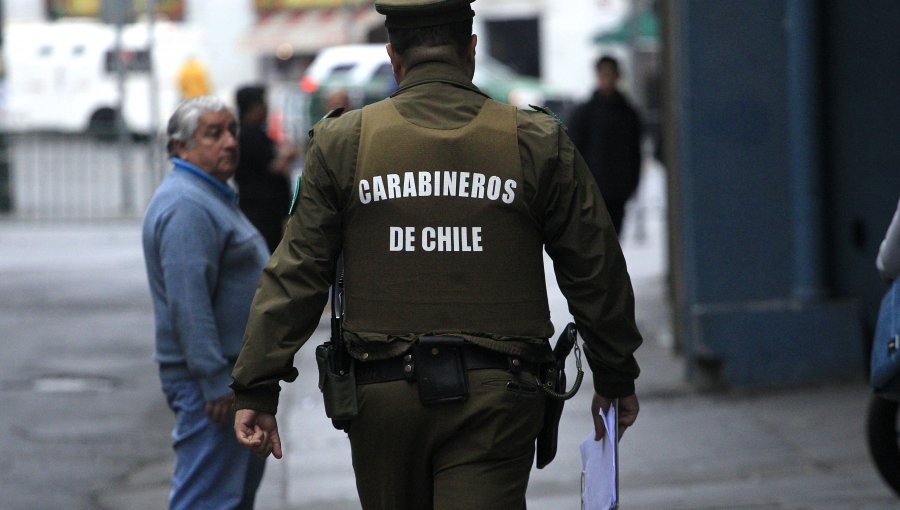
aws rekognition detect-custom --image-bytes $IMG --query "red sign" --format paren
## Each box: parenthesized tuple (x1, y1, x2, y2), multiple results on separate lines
(255, 0, 370, 13)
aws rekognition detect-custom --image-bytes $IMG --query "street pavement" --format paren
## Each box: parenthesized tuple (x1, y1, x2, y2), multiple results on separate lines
(1, 163, 897, 509)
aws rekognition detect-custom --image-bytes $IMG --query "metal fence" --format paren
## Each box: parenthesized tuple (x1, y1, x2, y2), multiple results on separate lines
(0, 132, 168, 220)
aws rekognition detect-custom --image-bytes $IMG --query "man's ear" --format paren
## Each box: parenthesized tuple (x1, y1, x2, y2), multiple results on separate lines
(463, 34, 477, 78)
(172, 140, 187, 159)
(387, 43, 403, 82)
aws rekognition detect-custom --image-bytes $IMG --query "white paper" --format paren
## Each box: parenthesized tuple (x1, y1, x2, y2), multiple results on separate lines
(580, 404, 617, 510)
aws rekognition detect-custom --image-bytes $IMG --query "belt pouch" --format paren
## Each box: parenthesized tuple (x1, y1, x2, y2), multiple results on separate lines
(315, 343, 358, 422)
(414, 336, 469, 406)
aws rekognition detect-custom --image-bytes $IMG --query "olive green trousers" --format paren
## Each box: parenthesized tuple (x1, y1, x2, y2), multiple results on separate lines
(347, 368, 546, 510)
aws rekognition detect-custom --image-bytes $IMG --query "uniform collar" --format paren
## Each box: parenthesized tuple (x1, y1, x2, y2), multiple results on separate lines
(391, 61, 488, 99)
(171, 158, 238, 204)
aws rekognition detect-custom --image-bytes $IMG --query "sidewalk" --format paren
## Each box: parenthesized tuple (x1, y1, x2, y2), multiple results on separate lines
(87, 162, 898, 508)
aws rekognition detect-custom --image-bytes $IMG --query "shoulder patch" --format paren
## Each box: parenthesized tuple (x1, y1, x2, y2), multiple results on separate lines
(529, 104, 566, 130)
(288, 174, 302, 216)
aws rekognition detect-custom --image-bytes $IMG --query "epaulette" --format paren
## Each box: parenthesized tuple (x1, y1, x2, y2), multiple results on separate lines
(529, 104, 566, 130)
(307, 107, 346, 139)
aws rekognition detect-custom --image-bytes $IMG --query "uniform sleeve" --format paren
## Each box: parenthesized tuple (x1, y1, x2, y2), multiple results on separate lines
(157, 202, 232, 401)
(877, 198, 900, 279)
(231, 137, 343, 414)
(536, 125, 642, 398)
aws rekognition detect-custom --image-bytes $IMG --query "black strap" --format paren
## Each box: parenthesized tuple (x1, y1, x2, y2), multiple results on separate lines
(355, 343, 539, 385)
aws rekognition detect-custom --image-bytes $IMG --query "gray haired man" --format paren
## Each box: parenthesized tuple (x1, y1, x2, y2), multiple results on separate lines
(142, 96, 270, 509)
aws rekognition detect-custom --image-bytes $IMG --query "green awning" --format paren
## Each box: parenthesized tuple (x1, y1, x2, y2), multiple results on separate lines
(594, 9, 659, 44)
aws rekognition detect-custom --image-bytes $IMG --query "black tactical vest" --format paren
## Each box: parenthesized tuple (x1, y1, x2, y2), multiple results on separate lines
(342, 97, 552, 338)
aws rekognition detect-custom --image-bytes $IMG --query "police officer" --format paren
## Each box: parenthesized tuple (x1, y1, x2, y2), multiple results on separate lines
(232, 1, 642, 508)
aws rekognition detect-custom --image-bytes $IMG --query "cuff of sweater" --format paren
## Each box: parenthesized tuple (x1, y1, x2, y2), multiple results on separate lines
(592, 371, 635, 399)
(234, 388, 280, 415)
(199, 369, 234, 402)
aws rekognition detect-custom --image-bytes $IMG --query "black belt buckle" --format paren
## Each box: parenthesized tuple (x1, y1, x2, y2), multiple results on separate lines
(414, 336, 469, 406)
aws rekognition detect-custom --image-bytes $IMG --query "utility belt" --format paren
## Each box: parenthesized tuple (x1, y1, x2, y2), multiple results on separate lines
(357, 336, 542, 407)
(321, 336, 540, 410)
(355, 338, 541, 386)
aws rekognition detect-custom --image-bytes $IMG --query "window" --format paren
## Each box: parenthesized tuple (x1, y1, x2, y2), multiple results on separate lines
(104, 49, 151, 73)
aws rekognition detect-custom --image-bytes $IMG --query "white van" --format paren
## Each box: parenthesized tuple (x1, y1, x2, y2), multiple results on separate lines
(1, 19, 208, 135)
(298, 44, 570, 116)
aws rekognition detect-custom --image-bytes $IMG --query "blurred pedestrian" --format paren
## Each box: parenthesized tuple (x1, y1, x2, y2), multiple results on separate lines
(878, 197, 900, 280)
(176, 56, 212, 99)
(230, 1, 642, 509)
(569, 55, 643, 236)
(325, 88, 350, 113)
(234, 85, 298, 253)
(142, 96, 269, 510)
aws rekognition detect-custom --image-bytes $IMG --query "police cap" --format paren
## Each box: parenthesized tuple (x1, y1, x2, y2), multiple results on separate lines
(375, 0, 475, 29)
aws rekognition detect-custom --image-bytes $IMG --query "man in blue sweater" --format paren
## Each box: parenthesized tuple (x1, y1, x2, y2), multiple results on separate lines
(142, 96, 270, 509)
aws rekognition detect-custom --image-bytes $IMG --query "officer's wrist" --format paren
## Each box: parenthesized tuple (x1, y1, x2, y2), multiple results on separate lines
(233, 388, 280, 415)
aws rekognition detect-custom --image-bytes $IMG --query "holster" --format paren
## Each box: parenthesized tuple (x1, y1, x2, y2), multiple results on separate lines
(315, 338, 357, 431)
(536, 322, 578, 469)
(315, 266, 356, 432)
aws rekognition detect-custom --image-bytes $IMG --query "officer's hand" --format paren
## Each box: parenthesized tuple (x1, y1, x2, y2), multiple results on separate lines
(234, 409, 283, 460)
(592, 392, 639, 442)
(204, 392, 235, 425)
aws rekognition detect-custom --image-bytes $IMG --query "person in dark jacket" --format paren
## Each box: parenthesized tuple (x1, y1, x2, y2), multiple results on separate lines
(569, 55, 643, 236)
(234, 85, 297, 253)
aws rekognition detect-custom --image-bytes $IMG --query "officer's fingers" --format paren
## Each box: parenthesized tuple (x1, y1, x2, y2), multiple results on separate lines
(234, 411, 263, 446)
(619, 396, 639, 427)
(234, 419, 251, 437)
(252, 440, 269, 458)
(616, 396, 640, 441)
(236, 434, 259, 448)
(234, 409, 256, 428)
(620, 409, 638, 428)
(270, 430, 284, 459)
(247, 429, 275, 459)
(591, 393, 612, 441)
(235, 426, 260, 447)
(242, 426, 264, 443)
(617, 420, 632, 441)
(591, 393, 613, 416)
(236, 427, 262, 446)
(592, 411, 607, 442)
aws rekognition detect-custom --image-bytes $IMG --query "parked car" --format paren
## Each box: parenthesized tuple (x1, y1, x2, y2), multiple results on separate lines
(298, 44, 397, 124)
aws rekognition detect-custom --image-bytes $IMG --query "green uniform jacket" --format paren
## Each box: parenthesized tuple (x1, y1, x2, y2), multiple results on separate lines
(232, 61, 642, 414)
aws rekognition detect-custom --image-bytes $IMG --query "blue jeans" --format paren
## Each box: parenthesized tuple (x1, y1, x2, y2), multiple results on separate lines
(162, 379, 266, 510)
